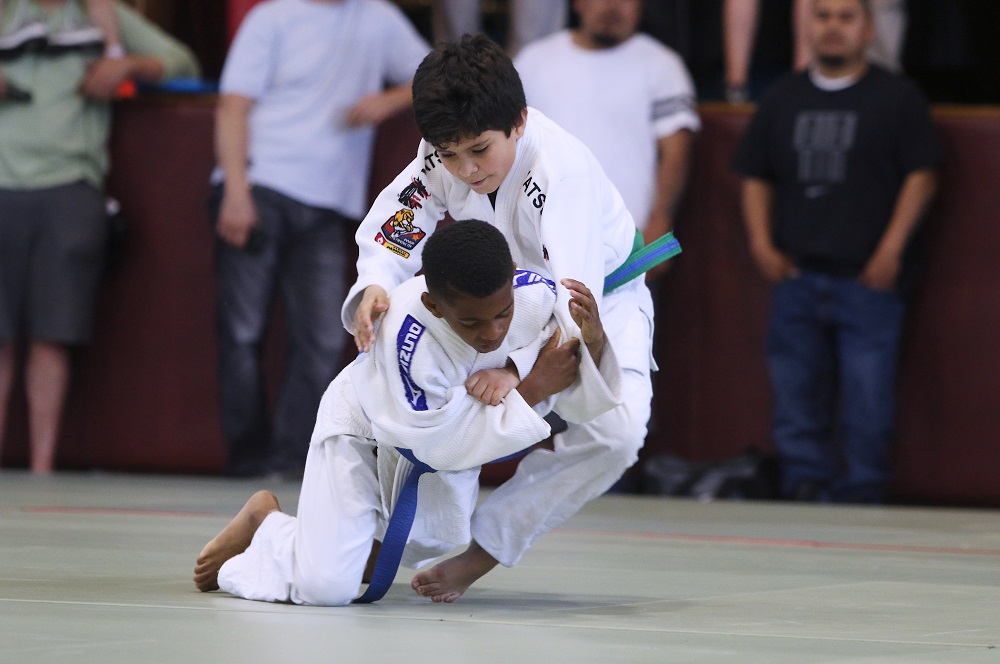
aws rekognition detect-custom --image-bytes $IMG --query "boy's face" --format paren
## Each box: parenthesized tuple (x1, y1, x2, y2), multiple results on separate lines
(433, 110, 528, 196)
(421, 280, 515, 354)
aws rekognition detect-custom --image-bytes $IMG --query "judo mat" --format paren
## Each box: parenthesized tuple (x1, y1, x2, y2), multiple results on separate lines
(2, 472, 999, 663)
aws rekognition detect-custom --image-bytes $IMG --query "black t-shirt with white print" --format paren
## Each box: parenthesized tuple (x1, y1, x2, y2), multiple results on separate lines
(732, 65, 942, 277)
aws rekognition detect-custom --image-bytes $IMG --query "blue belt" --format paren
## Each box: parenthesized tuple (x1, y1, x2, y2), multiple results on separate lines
(353, 448, 433, 604)
(351, 233, 682, 604)
(603, 231, 682, 294)
(353, 418, 565, 603)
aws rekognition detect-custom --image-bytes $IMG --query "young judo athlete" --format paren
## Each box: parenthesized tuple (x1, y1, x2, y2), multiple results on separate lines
(194, 220, 622, 606)
(348, 35, 657, 602)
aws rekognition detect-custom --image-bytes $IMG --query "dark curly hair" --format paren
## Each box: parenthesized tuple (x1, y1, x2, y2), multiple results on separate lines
(422, 220, 514, 301)
(412, 34, 527, 148)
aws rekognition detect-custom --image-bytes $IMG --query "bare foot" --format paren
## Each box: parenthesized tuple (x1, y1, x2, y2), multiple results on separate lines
(193, 490, 279, 592)
(410, 540, 498, 603)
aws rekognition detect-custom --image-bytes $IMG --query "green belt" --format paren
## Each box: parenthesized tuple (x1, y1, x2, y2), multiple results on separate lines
(603, 229, 682, 294)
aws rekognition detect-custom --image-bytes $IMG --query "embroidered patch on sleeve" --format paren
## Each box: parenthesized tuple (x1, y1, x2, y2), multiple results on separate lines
(397, 177, 430, 210)
(376, 232, 410, 258)
(378, 209, 426, 259)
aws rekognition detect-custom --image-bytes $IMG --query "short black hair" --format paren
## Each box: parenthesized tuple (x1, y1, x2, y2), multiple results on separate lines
(412, 34, 527, 148)
(422, 220, 514, 301)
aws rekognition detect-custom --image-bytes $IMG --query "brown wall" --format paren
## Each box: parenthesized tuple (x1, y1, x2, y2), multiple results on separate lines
(3, 98, 999, 505)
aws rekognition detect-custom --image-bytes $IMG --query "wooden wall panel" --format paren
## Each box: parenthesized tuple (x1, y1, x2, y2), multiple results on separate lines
(3, 99, 999, 506)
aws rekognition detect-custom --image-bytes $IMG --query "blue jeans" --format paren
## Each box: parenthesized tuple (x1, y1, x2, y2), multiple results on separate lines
(767, 272, 905, 503)
(212, 185, 353, 476)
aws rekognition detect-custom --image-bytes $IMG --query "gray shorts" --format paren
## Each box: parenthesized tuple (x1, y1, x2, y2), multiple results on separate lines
(0, 182, 108, 344)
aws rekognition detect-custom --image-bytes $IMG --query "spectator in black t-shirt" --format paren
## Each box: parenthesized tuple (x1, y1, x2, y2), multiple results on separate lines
(731, 0, 941, 503)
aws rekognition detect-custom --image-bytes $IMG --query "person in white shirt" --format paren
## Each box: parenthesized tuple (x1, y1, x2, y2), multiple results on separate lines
(515, 0, 700, 272)
(210, 0, 429, 479)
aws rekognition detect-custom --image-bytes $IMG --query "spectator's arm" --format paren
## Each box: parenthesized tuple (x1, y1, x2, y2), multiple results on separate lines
(214, 94, 258, 249)
(742, 177, 797, 283)
(645, 129, 695, 280)
(114, 3, 200, 79)
(87, 0, 123, 56)
(644, 129, 694, 245)
(345, 82, 413, 127)
(78, 3, 199, 99)
(77, 55, 166, 99)
(723, 0, 761, 92)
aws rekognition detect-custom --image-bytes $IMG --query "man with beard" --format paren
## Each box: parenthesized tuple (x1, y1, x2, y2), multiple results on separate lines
(515, 0, 699, 272)
(731, 0, 941, 503)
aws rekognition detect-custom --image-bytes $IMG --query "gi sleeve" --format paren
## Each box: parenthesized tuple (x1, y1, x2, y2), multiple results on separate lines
(551, 329, 623, 423)
(650, 48, 701, 139)
(342, 145, 449, 333)
(352, 311, 550, 471)
(371, 382, 551, 471)
(507, 320, 557, 381)
(537, 169, 617, 333)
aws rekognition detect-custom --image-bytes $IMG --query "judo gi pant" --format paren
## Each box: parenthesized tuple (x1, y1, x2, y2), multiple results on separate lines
(472, 280, 655, 567)
(218, 434, 475, 605)
(217, 435, 380, 605)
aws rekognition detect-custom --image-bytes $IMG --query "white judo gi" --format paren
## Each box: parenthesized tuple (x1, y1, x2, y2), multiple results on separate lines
(342, 108, 657, 569)
(218, 270, 623, 606)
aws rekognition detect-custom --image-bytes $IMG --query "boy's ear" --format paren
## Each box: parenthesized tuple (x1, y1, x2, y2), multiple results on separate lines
(421, 291, 444, 318)
(513, 108, 528, 138)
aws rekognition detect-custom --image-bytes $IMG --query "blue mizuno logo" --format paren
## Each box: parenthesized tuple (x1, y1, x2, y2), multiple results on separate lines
(397, 315, 428, 411)
(514, 269, 556, 295)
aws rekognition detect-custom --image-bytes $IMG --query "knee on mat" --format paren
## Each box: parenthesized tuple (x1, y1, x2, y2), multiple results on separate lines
(295, 569, 361, 607)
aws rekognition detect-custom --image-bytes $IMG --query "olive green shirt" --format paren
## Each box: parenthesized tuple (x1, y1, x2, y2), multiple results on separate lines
(0, 0, 200, 189)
